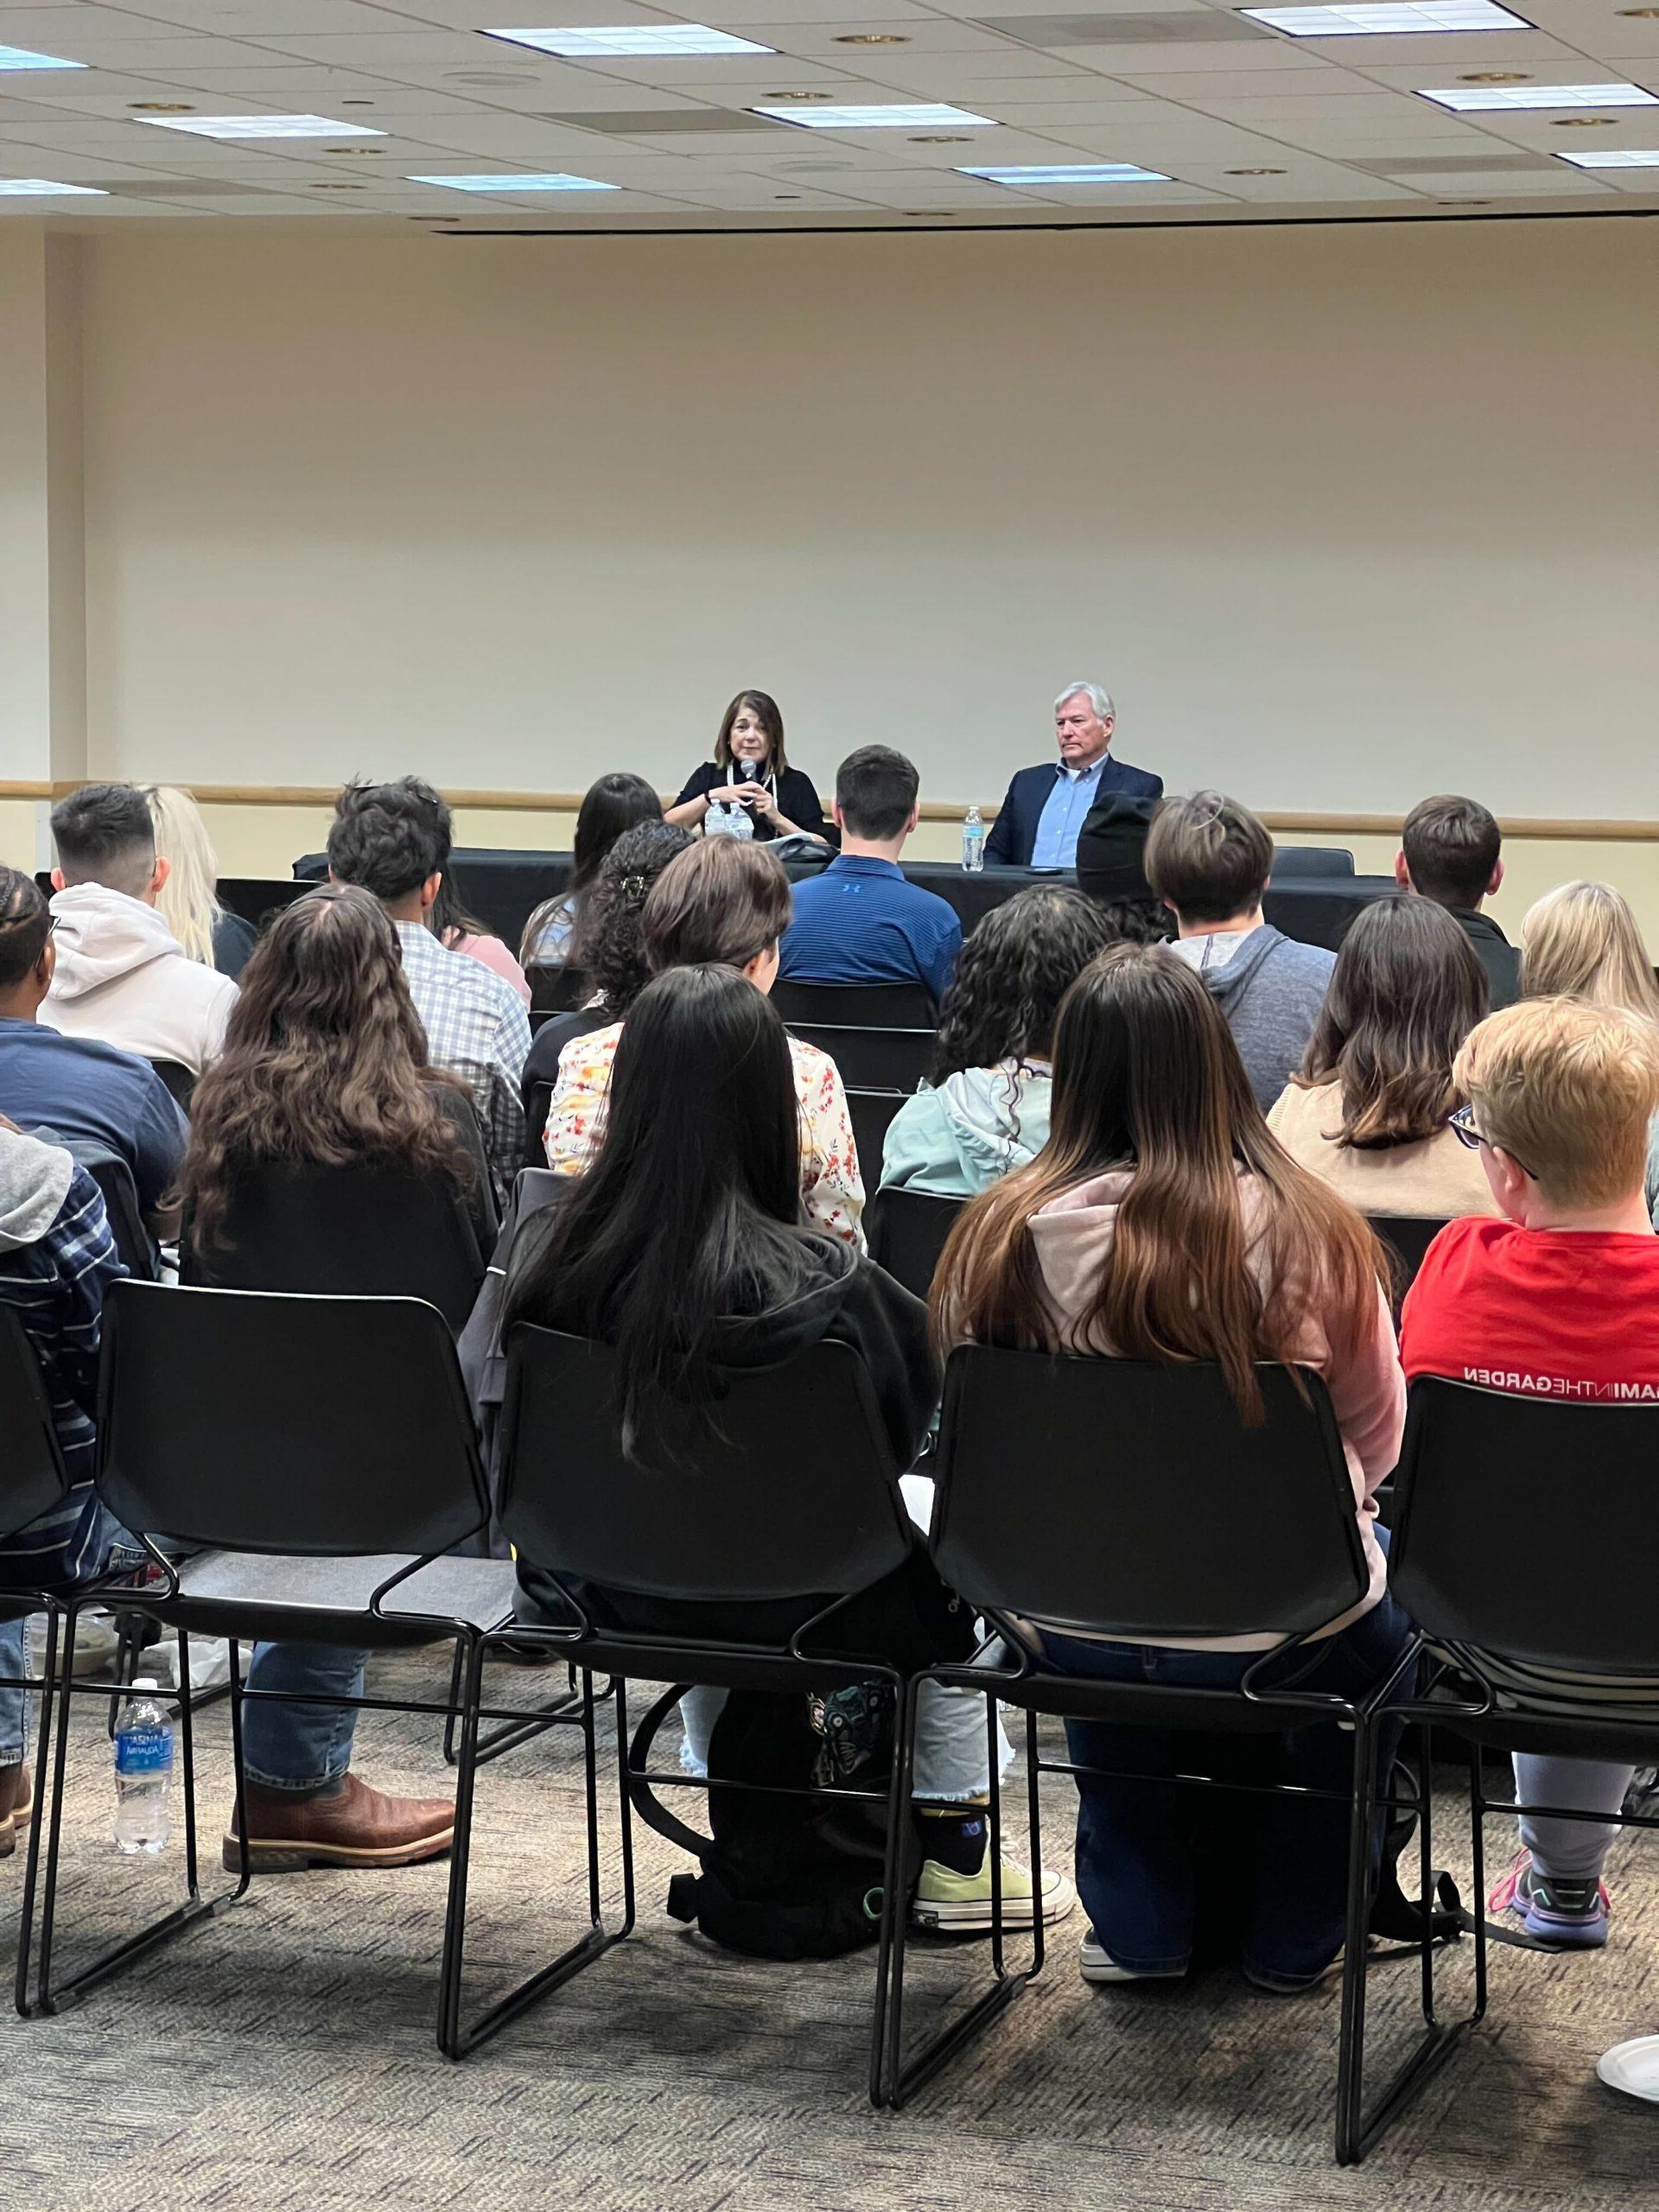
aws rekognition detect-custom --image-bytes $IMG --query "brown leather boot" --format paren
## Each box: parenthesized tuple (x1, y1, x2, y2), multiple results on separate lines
(221, 1772, 454, 1872)
(0, 1763, 33, 1860)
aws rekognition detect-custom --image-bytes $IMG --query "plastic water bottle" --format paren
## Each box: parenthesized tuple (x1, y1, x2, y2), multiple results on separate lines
(113, 1678, 175, 1856)
(707, 793, 754, 842)
(962, 805, 986, 874)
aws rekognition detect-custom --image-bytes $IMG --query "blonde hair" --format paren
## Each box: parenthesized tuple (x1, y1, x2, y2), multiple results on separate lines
(1454, 997, 1659, 1209)
(1519, 880, 1659, 1023)
(143, 785, 223, 968)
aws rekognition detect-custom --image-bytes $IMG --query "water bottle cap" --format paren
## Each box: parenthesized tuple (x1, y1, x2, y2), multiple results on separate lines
(130, 1677, 160, 1692)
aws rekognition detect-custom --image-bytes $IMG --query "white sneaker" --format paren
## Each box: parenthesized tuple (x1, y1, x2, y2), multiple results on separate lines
(1079, 1932, 1185, 1985)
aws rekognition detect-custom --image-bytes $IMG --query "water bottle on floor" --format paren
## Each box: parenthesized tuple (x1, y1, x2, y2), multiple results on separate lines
(113, 1678, 175, 1856)
(962, 805, 986, 874)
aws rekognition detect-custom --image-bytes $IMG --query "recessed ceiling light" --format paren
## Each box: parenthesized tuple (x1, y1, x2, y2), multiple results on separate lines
(835, 31, 911, 41)
(0, 177, 105, 194)
(340, 99, 375, 105)
(406, 170, 619, 190)
(762, 90, 836, 100)
(1616, 6, 1659, 14)
(1557, 144, 1659, 163)
(138, 113, 386, 138)
(1550, 114, 1622, 124)
(1459, 69, 1529, 80)
(961, 160, 1170, 181)
(1436, 196, 1491, 203)
(129, 101, 196, 112)
(0, 43, 86, 70)
(325, 145, 382, 155)
(1225, 164, 1287, 172)
(484, 24, 773, 55)
(909, 133, 972, 143)
(1418, 80, 1658, 108)
(752, 102, 998, 128)
(1240, 3, 1529, 32)
(309, 181, 365, 190)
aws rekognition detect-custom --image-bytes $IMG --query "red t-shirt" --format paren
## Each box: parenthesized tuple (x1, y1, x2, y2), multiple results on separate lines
(1401, 1214, 1659, 1404)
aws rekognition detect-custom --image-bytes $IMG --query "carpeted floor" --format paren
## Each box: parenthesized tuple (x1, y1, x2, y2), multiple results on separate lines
(5, 1647, 1656, 2212)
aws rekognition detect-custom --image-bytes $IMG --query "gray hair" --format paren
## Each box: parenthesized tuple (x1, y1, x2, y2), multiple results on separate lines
(1054, 680, 1115, 722)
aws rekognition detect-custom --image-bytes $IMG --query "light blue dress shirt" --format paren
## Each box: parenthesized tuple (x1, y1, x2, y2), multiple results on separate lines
(1031, 757, 1107, 870)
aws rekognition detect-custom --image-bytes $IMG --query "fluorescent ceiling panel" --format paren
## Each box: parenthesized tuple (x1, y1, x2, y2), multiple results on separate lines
(406, 170, 618, 189)
(1556, 146, 1659, 165)
(1418, 81, 1658, 109)
(750, 102, 998, 127)
(485, 24, 773, 55)
(1240, 3, 1529, 31)
(962, 160, 1170, 180)
(0, 45, 86, 71)
(0, 176, 105, 194)
(139, 114, 386, 138)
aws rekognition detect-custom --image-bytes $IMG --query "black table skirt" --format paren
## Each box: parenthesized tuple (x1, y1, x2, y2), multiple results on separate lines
(293, 849, 1395, 957)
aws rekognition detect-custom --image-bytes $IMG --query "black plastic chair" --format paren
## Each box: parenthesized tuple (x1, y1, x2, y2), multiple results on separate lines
(1273, 848, 1356, 878)
(896, 1346, 1429, 2158)
(772, 981, 936, 1096)
(1383, 1379, 1659, 2121)
(526, 963, 588, 1016)
(865, 1187, 965, 1300)
(60, 1145, 158, 1283)
(473, 1325, 920, 2094)
(144, 1058, 196, 1114)
(1370, 1216, 1449, 1307)
(16, 1281, 530, 2046)
(181, 1161, 485, 1335)
(848, 1090, 908, 1185)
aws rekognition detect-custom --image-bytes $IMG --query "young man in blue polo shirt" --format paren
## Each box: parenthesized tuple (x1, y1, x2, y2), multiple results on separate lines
(779, 747, 963, 1006)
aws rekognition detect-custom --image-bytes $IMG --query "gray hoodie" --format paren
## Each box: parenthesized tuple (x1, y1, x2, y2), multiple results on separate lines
(0, 1124, 74, 1253)
(1179, 925, 1336, 1114)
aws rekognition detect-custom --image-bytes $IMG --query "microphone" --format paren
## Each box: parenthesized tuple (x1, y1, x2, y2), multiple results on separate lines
(738, 757, 760, 784)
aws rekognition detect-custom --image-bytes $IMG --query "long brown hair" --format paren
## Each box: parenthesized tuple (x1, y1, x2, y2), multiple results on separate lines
(1294, 895, 1487, 1147)
(179, 884, 470, 1243)
(931, 944, 1387, 1420)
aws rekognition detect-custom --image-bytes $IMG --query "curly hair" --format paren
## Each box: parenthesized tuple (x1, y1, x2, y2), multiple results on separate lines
(177, 883, 471, 1245)
(931, 885, 1122, 1085)
(571, 820, 695, 1014)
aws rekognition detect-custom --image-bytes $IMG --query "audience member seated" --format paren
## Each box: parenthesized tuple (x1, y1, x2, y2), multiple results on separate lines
(175, 885, 486, 1874)
(0, 1118, 123, 1857)
(545, 839, 865, 1247)
(779, 747, 962, 1004)
(144, 785, 257, 981)
(326, 778, 531, 1215)
(1401, 996, 1659, 1950)
(519, 822, 693, 1147)
(393, 776, 530, 1003)
(1146, 791, 1336, 1113)
(45, 782, 238, 1076)
(666, 690, 830, 846)
(880, 887, 1116, 1198)
(506, 963, 1070, 1932)
(0, 870, 187, 1232)
(985, 682, 1162, 869)
(934, 945, 1409, 1992)
(1396, 794, 1519, 1010)
(1519, 879, 1659, 1217)
(1268, 897, 1498, 1221)
(520, 771, 662, 967)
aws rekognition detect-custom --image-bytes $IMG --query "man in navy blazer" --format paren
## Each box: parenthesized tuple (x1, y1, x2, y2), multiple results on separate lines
(985, 680, 1163, 868)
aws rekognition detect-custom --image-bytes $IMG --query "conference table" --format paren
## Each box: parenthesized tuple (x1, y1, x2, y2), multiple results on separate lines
(287, 849, 1397, 956)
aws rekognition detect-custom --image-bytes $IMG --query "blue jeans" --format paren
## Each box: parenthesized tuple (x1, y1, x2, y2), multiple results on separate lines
(241, 1643, 369, 1794)
(1041, 1588, 1414, 1986)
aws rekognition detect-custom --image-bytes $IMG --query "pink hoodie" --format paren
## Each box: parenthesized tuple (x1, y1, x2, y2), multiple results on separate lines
(1017, 1169, 1407, 1651)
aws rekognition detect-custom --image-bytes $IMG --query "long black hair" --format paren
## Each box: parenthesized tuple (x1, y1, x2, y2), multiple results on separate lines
(931, 885, 1120, 1085)
(503, 964, 826, 1467)
(520, 772, 662, 963)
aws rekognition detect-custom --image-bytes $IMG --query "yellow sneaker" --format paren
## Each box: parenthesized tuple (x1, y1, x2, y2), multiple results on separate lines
(912, 1853, 1076, 1934)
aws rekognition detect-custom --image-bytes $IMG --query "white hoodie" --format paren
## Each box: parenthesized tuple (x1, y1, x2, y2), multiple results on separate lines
(43, 883, 236, 1076)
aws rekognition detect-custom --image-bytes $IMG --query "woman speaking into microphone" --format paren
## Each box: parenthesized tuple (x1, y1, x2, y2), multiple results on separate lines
(665, 690, 830, 845)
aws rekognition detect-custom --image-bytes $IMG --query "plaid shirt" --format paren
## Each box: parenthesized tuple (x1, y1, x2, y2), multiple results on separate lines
(395, 923, 531, 1213)
(0, 1158, 124, 1588)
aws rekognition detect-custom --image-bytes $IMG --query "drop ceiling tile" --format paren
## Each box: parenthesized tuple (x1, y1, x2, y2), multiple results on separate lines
(1041, 36, 1335, 71)
(739, 17, 1034, 54)
(1413, 165, 1620, 192)
(844, 48, 1087, 84)
(931, 79, 1155, 110)
(1355, 48, 1644, 86)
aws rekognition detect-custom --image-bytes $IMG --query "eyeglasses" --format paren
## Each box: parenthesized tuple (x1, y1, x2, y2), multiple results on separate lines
(1448, 1102, 1534, 1179)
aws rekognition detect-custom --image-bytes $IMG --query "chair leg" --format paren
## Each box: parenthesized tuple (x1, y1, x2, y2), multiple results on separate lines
(14, 1606, 60, 2018)
(868, 1677, 918, 2107)
(437, 1662, 632, 2060)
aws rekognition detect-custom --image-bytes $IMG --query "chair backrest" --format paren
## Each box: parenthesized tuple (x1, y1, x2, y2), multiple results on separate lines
(1390, 1377, 1659, 1676)
(932, 1345, 1368, 1642)
(847, 1089, 906, 1180)
(0, 1307, 72, 1544)
(527, 963, 588, 1015)
(60, 1144, 158, 1283)
(1272, 846, 1355, 879)
(215, 877, 317, 928)
(770, 981, 937, 1032)
(865, 1186, 966, 1301)
(499, 1327, 915, 1605)
(180, 1160, 484, 1332)
(1370, 1215, 1449, 1302)
(145, 1057, 196, 1113)
(98, 1281, 490, 1556)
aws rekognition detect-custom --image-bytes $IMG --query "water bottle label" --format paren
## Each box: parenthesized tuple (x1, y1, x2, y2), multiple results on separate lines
(115, 1724, 174, 1777)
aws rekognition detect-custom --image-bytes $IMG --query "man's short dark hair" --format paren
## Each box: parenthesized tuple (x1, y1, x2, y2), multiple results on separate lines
(50, 783, 156, 898)
(0, 868, 51, 992)
(1402, 794, 1502, 911)
(836, 746, 919, 842)
(1144, 791, 1274, 926)
(326, 777, 451, 903)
